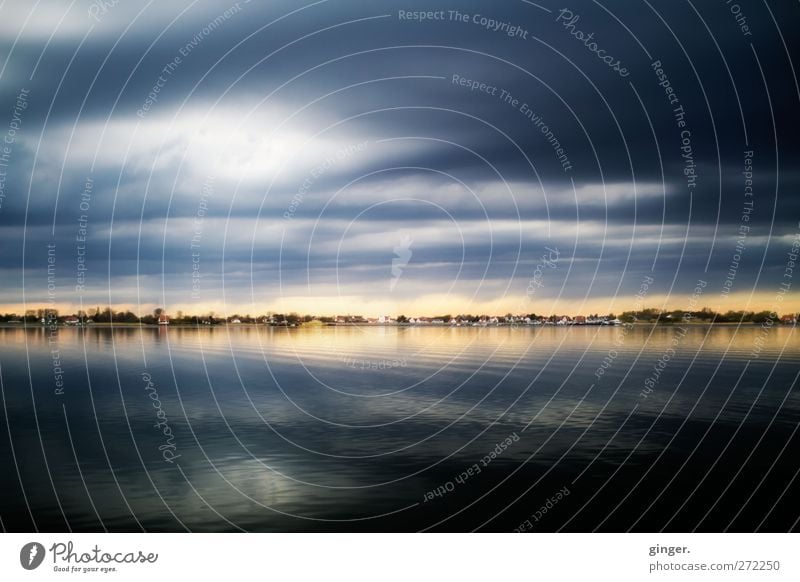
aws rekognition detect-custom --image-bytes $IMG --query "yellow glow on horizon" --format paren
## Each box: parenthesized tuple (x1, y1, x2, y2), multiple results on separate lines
(1, 290, 798, 318)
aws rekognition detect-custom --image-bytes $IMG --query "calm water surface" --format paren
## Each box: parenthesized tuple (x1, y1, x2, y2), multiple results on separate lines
(1, 325, 798, 531)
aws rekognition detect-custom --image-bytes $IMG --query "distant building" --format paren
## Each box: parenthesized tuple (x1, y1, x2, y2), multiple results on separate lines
(574, 315, 586, 325)
(781, 314, 796, 324)
(158, 314, 170, 325)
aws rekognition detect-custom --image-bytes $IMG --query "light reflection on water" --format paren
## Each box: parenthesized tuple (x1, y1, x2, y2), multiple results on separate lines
(0, 325, 798, 531)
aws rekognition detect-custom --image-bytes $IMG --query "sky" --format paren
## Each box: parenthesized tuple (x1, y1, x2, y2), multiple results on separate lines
(0, 0, 798, 317)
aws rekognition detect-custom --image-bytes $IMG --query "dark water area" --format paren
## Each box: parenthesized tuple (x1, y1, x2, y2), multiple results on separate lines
(1, 324, 798, 532)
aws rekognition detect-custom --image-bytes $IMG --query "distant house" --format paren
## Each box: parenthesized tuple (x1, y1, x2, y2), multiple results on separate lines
(781, 314, 796, 324)
(230, 318, 241, 324)
(574, 315, 586, 325)
(64, 317, 80, 325)
(334, 315, 365, 324)
(158, 314, 170, 325)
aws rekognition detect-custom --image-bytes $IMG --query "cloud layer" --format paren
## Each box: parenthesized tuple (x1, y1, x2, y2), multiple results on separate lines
(1, 0, 798, 316)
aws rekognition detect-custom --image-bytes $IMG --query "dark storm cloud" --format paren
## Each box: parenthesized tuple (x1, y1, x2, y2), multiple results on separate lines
(1, 0, 798, 312)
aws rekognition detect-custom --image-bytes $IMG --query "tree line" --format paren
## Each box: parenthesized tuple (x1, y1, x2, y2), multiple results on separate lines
(0, 306, 794, 325)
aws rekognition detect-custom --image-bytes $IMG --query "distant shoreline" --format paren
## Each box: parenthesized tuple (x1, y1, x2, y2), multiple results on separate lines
(0, 321, 789, 329)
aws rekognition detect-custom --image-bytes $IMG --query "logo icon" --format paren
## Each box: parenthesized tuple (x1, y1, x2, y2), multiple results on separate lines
(390, 234, 413, 291)
(20, 542, 46, 570)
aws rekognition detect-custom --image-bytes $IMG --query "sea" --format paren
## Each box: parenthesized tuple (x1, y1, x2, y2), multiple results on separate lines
(0, 324, 798, 532)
